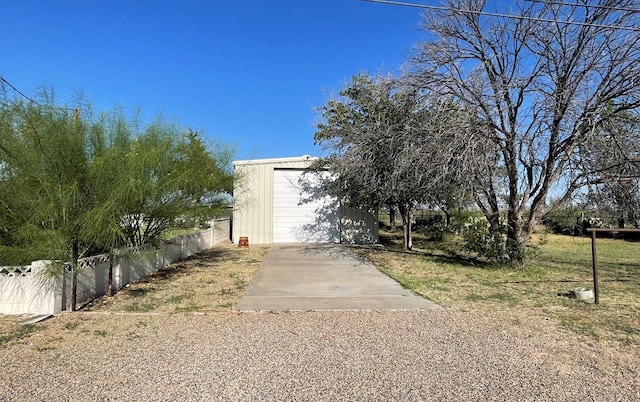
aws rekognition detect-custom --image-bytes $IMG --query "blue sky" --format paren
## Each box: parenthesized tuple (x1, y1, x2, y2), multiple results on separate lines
(2, 0, 425, 160)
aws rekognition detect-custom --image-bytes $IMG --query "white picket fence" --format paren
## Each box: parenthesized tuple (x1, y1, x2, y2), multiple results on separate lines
(0, 218, 231, 315)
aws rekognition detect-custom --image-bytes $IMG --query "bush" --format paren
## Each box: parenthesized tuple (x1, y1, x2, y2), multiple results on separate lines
(462, 216, 507, 262)
(416, 215, 448, 241)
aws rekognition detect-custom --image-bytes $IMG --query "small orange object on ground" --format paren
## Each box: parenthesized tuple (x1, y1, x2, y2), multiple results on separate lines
(238, 236, 249, 248)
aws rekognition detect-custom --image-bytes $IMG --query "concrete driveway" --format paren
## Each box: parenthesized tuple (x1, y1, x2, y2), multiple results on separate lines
(235, 243, 440, 311)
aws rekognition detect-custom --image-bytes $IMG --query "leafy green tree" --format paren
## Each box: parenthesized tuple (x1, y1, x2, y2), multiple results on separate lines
(93, 121, 234, 247)
(0, 87, 233, 309)
(0, 97, 98, 309)
(315, 73, 475, 249)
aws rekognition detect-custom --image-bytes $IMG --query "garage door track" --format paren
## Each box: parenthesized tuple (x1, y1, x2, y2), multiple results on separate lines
(235, 244, 441, 311)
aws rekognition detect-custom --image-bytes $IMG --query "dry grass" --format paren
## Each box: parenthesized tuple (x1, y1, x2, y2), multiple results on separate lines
(0, 244, 269, 348)
(0, 315, 40, 349)
(84, 244, 269, 314)
(354, 230, 640, 348)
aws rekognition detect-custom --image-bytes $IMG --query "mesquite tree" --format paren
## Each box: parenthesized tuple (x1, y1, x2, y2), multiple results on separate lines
(0, 87, 233, 309)
(409, 0, 640, 264)
(314, 73, 474, 249)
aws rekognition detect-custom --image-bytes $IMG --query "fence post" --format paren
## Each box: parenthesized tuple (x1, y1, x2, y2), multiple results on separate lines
(214, 219, 218, 248)
(590, 229, 600, 305)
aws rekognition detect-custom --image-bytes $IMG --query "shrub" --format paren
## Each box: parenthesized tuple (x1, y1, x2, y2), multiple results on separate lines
(462, 216, 507, 262)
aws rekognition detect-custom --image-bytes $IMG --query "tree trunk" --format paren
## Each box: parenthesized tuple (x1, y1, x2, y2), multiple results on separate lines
(71, 237, 79, 311)
(107, 252, 114, 297)
(398, 203, 413, 250)
(506, 210, 526, 266)
(444, 210, 452, 228)
(486, 212, 501, 233)
(388, 203, 396, 230)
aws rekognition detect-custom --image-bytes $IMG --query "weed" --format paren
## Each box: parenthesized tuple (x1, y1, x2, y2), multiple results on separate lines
(218, 288, 236, 296)
(126, 332, 143, 340)
(63, 321, 81, 331)
(234, 278, 247, 290)
(173, 303, 201, 313)
(125, 301, 160, 312)
(93, 330, 109, 337)
(0, 324, 38, 348)
(166, 294, 190, 304)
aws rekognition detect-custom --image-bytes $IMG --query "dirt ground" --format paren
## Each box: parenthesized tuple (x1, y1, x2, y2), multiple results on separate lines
(1, 242, 638, 384)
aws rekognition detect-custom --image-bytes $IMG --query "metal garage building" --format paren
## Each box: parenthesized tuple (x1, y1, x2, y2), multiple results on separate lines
(232, 156, 378, 244)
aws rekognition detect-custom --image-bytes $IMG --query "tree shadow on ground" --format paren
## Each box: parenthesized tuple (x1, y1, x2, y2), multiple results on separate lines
(86, 248, 238, 306)
(374, 230, 490, 268)
(125, 288, 153, 297)
(147, 248, 236, 282)
(298, 243, 373, 265)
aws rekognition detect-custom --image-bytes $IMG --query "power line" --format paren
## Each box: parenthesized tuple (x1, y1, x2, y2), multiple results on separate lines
(1, 75, 77, 112)
(524, 0, 640, 13)
(0, 76, 41, 105)
(361, 0, 640, 32)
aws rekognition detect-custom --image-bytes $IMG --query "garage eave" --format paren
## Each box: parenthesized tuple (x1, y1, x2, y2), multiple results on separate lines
(233, 155, 318, 166)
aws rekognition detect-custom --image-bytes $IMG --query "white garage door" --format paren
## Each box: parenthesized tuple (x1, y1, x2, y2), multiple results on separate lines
(272, 169, 340, 243)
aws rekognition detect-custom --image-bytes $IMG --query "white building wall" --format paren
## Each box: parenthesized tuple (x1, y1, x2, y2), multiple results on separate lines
(232, 156, 378, 245)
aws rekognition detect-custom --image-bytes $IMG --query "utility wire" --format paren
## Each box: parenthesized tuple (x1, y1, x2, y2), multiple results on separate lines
(361, 0, 640, 32)
(0, 76, 41, 105)
(524, 0, 640, 14)
(1, 75, 78, 113)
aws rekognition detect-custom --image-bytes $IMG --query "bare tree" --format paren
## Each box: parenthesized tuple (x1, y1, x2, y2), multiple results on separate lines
(582, 109, 640, 227)
(409, 0, 640, 264)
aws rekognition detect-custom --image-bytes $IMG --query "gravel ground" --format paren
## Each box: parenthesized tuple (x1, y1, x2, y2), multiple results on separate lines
(1, 309, 638, 401)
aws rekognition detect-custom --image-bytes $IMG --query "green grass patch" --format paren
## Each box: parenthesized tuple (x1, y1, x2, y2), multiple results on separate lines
(234, 278, 247, 290)
(355, 230, 640, 346)
(63, 320, 81, 331)
(166, 293, 192, 304)
(124, 301, 161, 312)
(0, 324, 39, 348)
(218, 287, 236, 296)
(173, 303, 202, 313)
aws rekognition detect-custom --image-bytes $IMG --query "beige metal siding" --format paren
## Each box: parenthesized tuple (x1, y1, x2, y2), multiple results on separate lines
(341, 205, 379, 244)
(232, 157, 317, 244)
(232, 156, 378, 245)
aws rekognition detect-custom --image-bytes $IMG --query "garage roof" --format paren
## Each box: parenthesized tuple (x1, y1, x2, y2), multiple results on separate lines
(233, 155, 317, 166)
